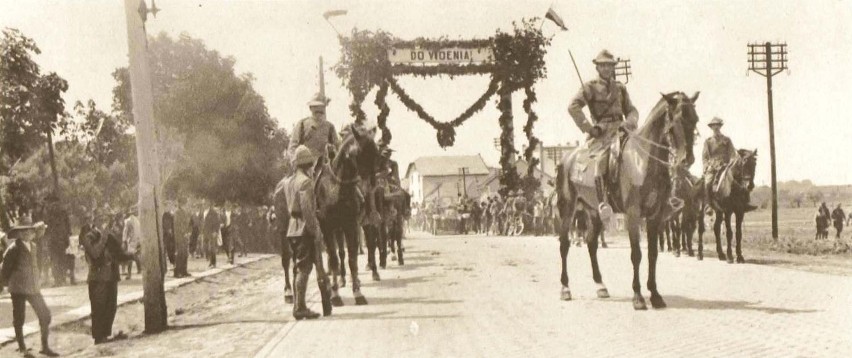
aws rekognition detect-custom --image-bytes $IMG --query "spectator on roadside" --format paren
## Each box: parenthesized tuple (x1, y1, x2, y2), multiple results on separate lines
(81, 211, 130, 345)
(122, 208, 141, 280)
(162, 201, 176, 267)
(533, 198, 544, 236)
(831, 204, 845, 239)
(573, 209, 589, 247)
(173, 197, 192, 278)
(0, 215, 59, 356)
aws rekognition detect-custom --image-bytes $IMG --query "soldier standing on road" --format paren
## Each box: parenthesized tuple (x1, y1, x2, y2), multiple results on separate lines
(284, 145, 326, 320)
(831, 203, 845, 239)
(0, 215, 59, 356)
(568, 50, 639, 217)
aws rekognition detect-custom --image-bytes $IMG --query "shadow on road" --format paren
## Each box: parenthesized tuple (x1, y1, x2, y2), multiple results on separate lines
(323, 311, 460, 321)
(609, 295, 818, 314)
(363, 296, 462, 306)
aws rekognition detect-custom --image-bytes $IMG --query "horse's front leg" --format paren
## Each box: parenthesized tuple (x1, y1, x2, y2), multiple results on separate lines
(558, 195, 577, 301)
(645, 217, 666, 309)
(724, 212, 734, 264)
(344, 219, 367, 305)
(587, 216, 609, 298)
(713, 210, 726, 260)
(735, 211, 745, 263)
(626, 210, 647, 310)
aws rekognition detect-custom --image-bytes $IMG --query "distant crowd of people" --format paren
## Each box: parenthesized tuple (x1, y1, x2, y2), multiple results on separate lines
(815, 202, 852, 240)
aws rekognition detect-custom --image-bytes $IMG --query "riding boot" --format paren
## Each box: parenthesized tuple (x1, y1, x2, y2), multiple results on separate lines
(595, 177, 613, 220)
(293, 272, 319, 320)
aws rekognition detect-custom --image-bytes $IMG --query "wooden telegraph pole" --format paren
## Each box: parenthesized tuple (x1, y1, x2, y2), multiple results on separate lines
(748, 42, 788, 240)
(123, 0, 168, 332)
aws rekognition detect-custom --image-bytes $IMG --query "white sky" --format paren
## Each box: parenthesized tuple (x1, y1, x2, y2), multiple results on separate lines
(2, 0, 851, 185)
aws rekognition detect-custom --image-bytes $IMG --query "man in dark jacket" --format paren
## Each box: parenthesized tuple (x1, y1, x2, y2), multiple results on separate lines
(831, 204, 845, 239)
(81, 212, 131, 344)
(173, 198, 192, 278)
(0, 216, 59, 356)
(162, 202, 176, 266)
(202, 201, 222, 268)
(44, 193, 72, 286)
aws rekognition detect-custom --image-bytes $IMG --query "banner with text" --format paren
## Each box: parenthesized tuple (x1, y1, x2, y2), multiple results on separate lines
(388, 47, 494, 65)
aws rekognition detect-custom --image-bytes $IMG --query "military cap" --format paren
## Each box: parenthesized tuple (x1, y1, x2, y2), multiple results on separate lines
(293, 145, 315, 166)
(307, 93, 329, 107)
(708, 117, 724, 127)
(592, 50, 618, 64)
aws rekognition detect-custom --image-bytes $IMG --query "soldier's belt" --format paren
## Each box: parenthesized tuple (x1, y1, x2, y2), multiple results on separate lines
(596, 115, 624, 123)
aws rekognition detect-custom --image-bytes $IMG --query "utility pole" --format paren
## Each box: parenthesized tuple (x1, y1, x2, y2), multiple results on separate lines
(614, 57, 632, 84)
(123, 0, 168, 332)
(459, 167, 469, 198)
(45, 131, 60, 193)
(319, 56, 326, 99)
(748, 41, 788, 240)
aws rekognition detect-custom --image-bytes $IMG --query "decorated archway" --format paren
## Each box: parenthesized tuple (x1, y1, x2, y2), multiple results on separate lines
(334, 19, 551, 195)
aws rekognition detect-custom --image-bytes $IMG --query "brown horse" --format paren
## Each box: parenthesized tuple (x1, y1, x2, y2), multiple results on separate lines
(703, 149, 757, 263)
(556, 91, 699, 310)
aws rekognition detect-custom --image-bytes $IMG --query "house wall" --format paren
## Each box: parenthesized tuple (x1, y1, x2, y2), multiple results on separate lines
(410, 173, 489, 206)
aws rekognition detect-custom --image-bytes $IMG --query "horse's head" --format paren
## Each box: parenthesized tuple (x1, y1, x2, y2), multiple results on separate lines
(735, 149, 757, 191)
(661, 91, 700, 169)
(337, 123, 380, 183)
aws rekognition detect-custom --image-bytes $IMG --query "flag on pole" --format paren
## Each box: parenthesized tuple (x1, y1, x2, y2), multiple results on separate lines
(545, 6, 568, 31)
(323, 9, 347, 20)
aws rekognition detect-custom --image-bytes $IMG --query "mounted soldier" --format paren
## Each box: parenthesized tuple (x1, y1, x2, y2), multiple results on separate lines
(703, 117, 757, 212)
(289, 93, 341, 175)
(567, 49, 639, 217)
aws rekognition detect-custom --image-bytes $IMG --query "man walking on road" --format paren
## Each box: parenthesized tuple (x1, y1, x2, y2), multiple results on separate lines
(284, 145, 327, 320)
(202, 200, 222, 268)
(0, 216, 59, 356)
(121, 209, 141, 280)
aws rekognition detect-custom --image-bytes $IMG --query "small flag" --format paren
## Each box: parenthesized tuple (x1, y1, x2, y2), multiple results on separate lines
(323, 9, 347, 20)
(545, 6, 568, 31)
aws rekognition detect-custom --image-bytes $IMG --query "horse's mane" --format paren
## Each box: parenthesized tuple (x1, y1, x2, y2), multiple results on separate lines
(637, 96, 670, 138)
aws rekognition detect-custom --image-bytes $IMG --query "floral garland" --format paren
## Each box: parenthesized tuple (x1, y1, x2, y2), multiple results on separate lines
(335, 19, 551, 192)
(386, 76, 499, 148)
(521, 84, 541, 196)
(375, 82, 391, 144)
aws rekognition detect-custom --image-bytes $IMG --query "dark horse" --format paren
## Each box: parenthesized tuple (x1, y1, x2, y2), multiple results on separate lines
(274, 124, 379, 307)
(669, 167, 706, 258)
(556, 91, 699, 310)
(702, 149, 757, 263)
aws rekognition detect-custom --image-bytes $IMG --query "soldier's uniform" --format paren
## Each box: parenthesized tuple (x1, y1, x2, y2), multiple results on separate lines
(568, 50, 639, 214)
(283, 145, 323, 320)
(702, 117, 737, 203)
(288, 93, 341, 168)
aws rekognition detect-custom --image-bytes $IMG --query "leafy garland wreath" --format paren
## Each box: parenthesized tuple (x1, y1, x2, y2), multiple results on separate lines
(335, 18, 551, 194)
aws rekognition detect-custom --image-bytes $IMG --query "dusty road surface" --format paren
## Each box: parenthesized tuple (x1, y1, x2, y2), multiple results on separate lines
(8, 232, 851, 357)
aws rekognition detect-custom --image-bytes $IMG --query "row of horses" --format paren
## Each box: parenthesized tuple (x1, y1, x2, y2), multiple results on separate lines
(555, 92, 758, 310)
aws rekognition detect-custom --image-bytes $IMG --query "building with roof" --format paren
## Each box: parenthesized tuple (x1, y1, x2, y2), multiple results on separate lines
(404, 155, 491, 206)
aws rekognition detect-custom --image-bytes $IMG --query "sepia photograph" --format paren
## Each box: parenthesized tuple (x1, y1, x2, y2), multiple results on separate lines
(1, 0, 851, 357)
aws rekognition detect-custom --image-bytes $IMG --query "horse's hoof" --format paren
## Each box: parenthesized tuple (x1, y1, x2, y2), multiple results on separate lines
(354, 295, 368, 305)
(674, 251, 681, 258)
(391, 255, 397, 261)
(284, 295, 294, 304)
(560, 288, 572, 301)
(633, 295, 647, 310)
(331, 296, 344, 307)
(717, 253, 726, 261)
(687, 251, 695, 257)
(736, 256, 745, 264)
(726, 257, 734, 264)
(650, 294, 667, 309)
(372, 272, 381, 281)
(596, 288, 610, 299)
(697, 254, 703, 261)
(601, 242, 608, 248)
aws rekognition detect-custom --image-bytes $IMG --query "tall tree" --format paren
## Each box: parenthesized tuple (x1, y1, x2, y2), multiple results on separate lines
(112, 33, 285, 204)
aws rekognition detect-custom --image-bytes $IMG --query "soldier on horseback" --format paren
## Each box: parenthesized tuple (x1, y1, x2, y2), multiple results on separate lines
(289, 93, 341, 173)
(703, 117, 757, 212)
(568, 50, 639, 217)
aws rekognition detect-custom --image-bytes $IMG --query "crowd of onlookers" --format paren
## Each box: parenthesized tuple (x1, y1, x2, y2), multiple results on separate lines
(815, 202, 852, 240)
(0, 194, 282, 355)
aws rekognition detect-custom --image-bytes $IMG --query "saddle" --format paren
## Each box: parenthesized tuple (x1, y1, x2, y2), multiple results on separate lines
(569, 135, 628, 213)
